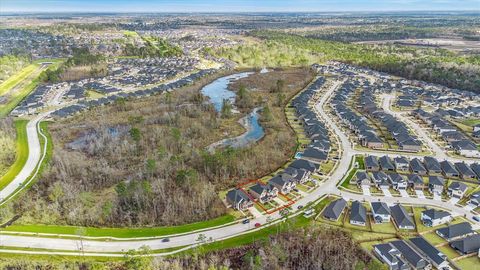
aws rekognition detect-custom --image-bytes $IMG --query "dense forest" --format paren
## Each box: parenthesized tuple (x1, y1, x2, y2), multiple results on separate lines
(0, 118, 16, 176)
(0, 226, 386, 270)
(123, 36, 183, 58)
(1, 69, 312, 227)
(214, 30, 480, 93)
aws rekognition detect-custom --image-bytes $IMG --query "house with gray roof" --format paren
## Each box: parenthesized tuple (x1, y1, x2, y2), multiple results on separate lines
(323, 198, 347, 221)
(428, 176, 445, 195)
(226, 189, 253, 210)
(423, 156, 442, 175)
(468, 191, 480, 207)
(455, 162, 477, 180)
(436, 222, 475, 241)
(394, 156, 410, 172)
(354, 171, 371, 187)
(365, 155, 379, 171)
(421, 209, 451, 227)
(409, 158, 427, 175)
(408, 174, 424, 190)
(471, 163, 480, 179)
(409, 237, 448, 269)
(389, 173, 407, 190)
(447, 181, 468, 198)
(390, 204, 415, 230)
(450, 234, 480, 255)
(379, 156, 395, 172)
(289, 159, 319, 173)
(372, 171, 390, 189)
(350, 201, 367, 226)
(371, 202, 391, 223)
(440, 160, 459, 178)
(268, 174, 296, 194)
(451, 140, 480, 158)
(249, 183, 278, 203)
(373, 243, 410, 270)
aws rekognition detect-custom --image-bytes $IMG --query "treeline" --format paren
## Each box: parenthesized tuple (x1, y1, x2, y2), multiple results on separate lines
(123, 36, 183, 58)
(0, 226, 386, 270)
(0, 118, 16, 175)
(215, 30, 480, 93)
(42, 48, 106, 82)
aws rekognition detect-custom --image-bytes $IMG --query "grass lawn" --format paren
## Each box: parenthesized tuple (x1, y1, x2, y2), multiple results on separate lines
(455, 256, 480, 270)
(4, 214, 235, 238)
(371, 222, 398, 234)
(422, 231, 447, 246)
(0, 120, 29, 191)
(0, 64, 37, 95)
(462, 119, 480, 127)
(437, 245, 461, 260)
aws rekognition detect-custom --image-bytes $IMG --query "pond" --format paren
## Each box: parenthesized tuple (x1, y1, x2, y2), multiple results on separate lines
(207, 107, 265, 151)
(201, 72, 265, 150)
(200, 72, 253, 112)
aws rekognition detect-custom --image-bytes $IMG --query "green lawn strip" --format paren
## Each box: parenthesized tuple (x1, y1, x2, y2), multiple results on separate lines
(437, 245, 461, 260)
(422, 231, 447, 246)
(4, 215, 235, 239)
(455, 256, 480, 269)
(0, 59, 64, 117)
(178, 214, 312, 256)
(461, 119, 480, 127)
(0, 120, 29, 190)
(0, 64, 37, 95)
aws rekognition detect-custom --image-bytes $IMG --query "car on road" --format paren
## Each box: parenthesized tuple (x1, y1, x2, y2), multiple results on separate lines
(242, 219, 250, 224)
(297, 205, 304, 210)
(254, 223, 261, 228)
(161, 238, 170, 242)
(293, 188, 299, 192)
(473, 216, 480, 222)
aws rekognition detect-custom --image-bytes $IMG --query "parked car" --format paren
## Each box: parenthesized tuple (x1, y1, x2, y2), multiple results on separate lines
(293, 188, 299, 192)
(242, 219, 250, 224)
(161, 238, 170, 242)
(473, 216, 480, 222)
(254, 223, 261, 228)
(297, 205, 304, 210)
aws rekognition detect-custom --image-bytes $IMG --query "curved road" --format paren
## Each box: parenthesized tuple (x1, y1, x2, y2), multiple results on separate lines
(0, 79, 478, 256)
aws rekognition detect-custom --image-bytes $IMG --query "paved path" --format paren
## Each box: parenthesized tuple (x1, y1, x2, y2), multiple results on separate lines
(0, 78, 478, 256)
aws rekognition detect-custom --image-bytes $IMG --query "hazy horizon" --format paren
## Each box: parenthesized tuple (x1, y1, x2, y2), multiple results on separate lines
(2, 0, 479, 13)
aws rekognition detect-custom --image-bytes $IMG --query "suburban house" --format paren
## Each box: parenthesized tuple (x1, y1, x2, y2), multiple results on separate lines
(409, 237, 448, 270)
(471, 163, 480, 179)
(226, 189, 253, 210)
(468, 191, 480, 206)
(268, 174, 296, 194)
(373, 243, 410, 270)
(390, 204, 415, 230)
(350, 201, 367, 226)
(421, 209, 452, 227)
(409, 158, 427, 175)
(424, 156, 442, 175)
(371, 201, 391, 223)
(365, 155, 379, 171)
(428, 176, 445, 195)
(407, 174, 424, 190)
(355, 171, 371, 187)
(436, 222, 475, 241)
(455, 162, 477, 180)
(388, 173, 407, 190)
(323, 198, 347, 221)
(301, 147, 328, 163)
(249, 183, 278, 203)
(390, 240, 429, 270)
(451, 140, 480, 158)
(394, 156, 410, 172)
(283, 167, 310, 184)
(440, 160, 459, 178)
(450, 234, 480, 255)
(372, 171, 390, 189)
(447, 181, 468, 198)
(290, 159, 320, 173)
(379, 156, 395, 171)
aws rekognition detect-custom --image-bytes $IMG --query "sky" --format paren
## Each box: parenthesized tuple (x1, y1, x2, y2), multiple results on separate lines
(1, 0, 479, 13)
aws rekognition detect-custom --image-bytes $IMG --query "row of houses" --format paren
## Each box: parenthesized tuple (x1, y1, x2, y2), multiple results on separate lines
(364, 155, 480, 181)
(331, 80, 385, 149)
(358, 88, 422, 152)
(412, 109, 480, 158)
(291, 77, 331, 162)
(50, 68, 217, 118)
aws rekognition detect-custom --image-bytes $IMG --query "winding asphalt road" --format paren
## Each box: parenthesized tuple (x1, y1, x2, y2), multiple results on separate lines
(0, 77, 478, 256)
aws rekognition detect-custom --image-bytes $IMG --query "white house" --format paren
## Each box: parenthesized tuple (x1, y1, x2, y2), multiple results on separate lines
(421, 209, 452, 227)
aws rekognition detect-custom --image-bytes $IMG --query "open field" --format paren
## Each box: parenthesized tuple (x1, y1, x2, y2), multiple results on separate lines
(0, 120, 29, 191)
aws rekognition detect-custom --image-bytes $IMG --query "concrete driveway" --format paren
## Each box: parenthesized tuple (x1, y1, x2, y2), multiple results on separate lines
(381, 188, 392, 197)
(415, 190, 425, 199)
(399, 189, 409, 197)
(362, 186, 371, 196)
